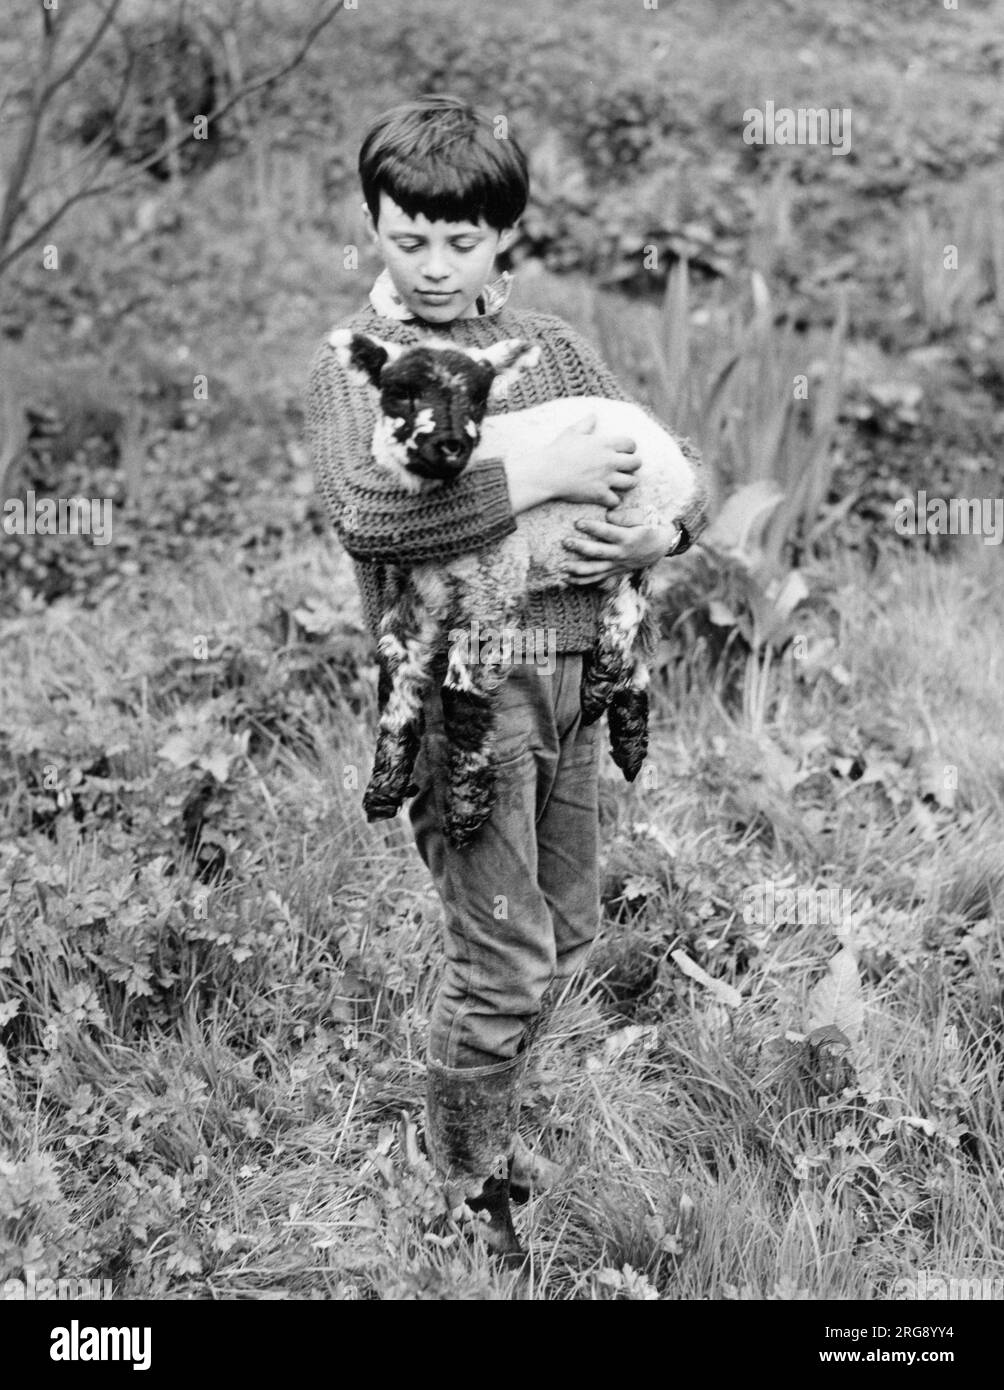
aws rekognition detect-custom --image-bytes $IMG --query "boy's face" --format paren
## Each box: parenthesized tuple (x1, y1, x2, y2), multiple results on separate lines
(363, 191, 518, 324)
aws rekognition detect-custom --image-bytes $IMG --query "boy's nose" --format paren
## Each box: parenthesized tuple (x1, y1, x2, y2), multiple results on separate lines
(420, 253, 450, 280)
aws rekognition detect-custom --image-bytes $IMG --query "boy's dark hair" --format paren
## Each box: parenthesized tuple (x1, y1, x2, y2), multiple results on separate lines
(359, 94, 529, 231)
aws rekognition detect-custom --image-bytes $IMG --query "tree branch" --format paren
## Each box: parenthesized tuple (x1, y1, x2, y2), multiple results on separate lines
(42, 0, 124, 104)
(0, 1, 62, 254)
(0, 0, 344, 280)
(23, 46, 136, 209)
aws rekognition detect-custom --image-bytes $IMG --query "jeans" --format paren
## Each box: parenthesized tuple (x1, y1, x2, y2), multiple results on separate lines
(408, 652, 603, 1068)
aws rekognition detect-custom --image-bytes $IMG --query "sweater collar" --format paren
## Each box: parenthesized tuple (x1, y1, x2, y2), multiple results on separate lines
(368, 267, 514, 322)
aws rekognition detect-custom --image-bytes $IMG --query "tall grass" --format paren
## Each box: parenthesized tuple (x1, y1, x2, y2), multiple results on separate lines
(3, 532, 1001, 1298)
(904, 168, 1004, 334)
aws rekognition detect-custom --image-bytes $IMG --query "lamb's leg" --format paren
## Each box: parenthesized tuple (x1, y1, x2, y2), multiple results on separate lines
(605, 572, 657, 782)
(579, 576, 639, 726)
(361, 618, 424, 821)
(440, 605, 519, 849)
(607, 654, 650, 781)
(362, 570, 445, 822)
(584, 567, 653, 783)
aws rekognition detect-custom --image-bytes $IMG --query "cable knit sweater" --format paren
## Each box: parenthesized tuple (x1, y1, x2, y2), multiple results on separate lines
(307, 299, 708, 654)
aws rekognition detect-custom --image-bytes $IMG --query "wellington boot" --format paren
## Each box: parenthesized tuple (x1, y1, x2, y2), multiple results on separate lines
(425, 1054, 524, 1262)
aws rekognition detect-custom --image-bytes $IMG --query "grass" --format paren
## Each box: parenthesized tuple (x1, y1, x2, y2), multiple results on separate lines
(2, 511, 1002, 1298)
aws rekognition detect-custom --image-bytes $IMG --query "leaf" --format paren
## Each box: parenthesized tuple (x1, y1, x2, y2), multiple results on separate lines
(670, 950, 742, 1008)
(759, 737, 803, 793)
(917, 755, 957, 810)
(770, 569, 809, 622)
(621, 874, 658, 902)
(157, 732, 200, 769)
(293, 601, 341, 636)
(707, 598, 737, 627)
(200, 749, 232, 784)
(806, 1024, 852, 1054)
(600, 1023, 659, 1062)
(631, 821, 678, 858)
(806, 948, 864, 1042)
(900, 1115, 939, 1138)
(704, 480, 785, 558)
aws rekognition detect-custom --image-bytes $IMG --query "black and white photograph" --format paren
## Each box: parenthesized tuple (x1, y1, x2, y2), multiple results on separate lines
(0, 0, 1001, 1335)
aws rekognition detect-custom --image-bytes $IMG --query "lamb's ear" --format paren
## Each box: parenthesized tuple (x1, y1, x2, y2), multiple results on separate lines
(327, 329, 405, 387)
(470, 339, 542, 403)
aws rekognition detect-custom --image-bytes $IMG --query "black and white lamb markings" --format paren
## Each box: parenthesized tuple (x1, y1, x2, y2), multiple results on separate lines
(328, 328, 703, 847)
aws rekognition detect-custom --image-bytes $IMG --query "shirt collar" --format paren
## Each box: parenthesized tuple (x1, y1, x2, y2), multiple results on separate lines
(368, 266, 514, 321)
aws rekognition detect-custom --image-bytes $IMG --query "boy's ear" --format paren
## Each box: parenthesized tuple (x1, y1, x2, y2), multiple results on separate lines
(327, 328, 404, 388)
(360, 201, 380, 249)
(496, 221, 520, 256)
(471, 339, 541, 403)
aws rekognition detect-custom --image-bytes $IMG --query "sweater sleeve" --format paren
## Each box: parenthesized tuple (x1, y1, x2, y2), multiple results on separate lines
(544, 323, 710, 555)
(306, 338, 519, 565)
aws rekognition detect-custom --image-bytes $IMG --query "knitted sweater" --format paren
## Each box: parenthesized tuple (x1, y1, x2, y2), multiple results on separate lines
(306, 300, 708, 654)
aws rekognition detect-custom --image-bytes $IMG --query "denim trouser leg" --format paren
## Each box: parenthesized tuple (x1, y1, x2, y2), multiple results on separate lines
(408, 653, 602, 1068)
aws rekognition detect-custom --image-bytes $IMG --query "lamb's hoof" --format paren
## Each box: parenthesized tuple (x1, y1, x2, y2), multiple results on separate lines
(363, 791, 402, 821)
(608, 690, 649, 782)
(610, 739, 647, 782)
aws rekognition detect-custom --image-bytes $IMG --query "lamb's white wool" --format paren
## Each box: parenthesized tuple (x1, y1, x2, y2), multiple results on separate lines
(476, 396, 699, 586)
(371, 414, 418, 488)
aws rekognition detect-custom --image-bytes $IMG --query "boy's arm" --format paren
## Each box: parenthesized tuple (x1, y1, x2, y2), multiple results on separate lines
(307, 338, 519, 565)
(543, 322, 710, 556)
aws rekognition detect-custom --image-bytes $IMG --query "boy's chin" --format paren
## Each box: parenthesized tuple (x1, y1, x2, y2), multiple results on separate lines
(407, 293, 478, 322)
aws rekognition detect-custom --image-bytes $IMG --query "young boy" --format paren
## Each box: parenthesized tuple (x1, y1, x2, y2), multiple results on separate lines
(307, 94, 707, 1259)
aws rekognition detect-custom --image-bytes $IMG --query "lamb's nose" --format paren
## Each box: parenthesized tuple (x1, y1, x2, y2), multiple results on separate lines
(440, 439, 464, 461)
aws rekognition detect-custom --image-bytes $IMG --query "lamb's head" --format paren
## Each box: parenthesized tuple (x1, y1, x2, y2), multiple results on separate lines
(328, 329, 541, 486)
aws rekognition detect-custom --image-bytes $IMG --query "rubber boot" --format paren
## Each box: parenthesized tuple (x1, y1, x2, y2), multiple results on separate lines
(425, 1054, 525, 1263)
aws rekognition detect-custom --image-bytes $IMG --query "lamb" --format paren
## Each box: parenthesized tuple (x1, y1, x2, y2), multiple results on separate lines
(328, 328, 702, 847)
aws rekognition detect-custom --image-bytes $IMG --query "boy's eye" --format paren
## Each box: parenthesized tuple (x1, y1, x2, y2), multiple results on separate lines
(396, 241, 478, 252)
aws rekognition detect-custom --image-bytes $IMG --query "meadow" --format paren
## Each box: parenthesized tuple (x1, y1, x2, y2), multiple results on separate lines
(1, 0, 1002, 1300)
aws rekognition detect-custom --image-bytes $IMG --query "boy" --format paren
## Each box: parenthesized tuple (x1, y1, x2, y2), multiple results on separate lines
(307, 94, 707, 1259)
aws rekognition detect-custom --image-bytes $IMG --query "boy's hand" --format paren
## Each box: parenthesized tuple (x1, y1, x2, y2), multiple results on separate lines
(545, 413, 642, 507)
(561, 515, 680, 584)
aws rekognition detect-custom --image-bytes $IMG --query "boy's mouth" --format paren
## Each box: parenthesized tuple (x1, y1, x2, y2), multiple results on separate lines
(415, 290, 456, 303)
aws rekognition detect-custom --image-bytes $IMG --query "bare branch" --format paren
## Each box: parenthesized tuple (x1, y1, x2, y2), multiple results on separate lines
(43, 0, 124, 104)
(0, 0, 122, 257)
(201, 0, 343, 122)
(0, 1, 344, 279)
(25, 46, 137, 206)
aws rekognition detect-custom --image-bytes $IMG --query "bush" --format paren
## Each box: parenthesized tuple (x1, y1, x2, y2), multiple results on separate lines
(73, 14, 220, 177)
